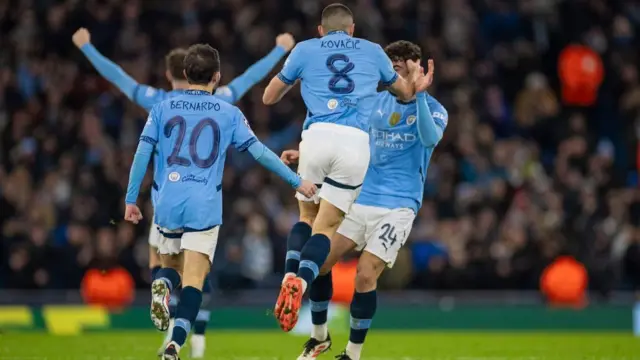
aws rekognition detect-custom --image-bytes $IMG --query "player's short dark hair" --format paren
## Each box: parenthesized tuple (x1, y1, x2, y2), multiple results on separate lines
(384, 41, 422, 62)
(183, 44, 221, 86)
(321, 3, 354, 32)
(165, 48, 188, 81)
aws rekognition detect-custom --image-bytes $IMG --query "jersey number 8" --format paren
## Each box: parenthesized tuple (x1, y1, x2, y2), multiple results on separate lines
(164, 116, 220, 169)
(326, 54, 355, 94)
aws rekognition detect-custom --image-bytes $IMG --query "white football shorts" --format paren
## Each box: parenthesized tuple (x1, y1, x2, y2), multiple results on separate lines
(337, 204, 415, 268)
(148, 220, 161, 248)
(295, 122, 370, 213)
(156, 226, 220, 263)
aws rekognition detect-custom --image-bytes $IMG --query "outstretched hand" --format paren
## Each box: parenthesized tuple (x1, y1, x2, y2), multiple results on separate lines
(415, 59, 434, 93)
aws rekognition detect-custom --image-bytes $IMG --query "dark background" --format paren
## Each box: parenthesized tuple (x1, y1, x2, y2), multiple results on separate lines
(1, 0, 639, 299)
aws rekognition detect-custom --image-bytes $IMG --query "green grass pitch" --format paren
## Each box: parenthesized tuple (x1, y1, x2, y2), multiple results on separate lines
(1, 331, 639, 359)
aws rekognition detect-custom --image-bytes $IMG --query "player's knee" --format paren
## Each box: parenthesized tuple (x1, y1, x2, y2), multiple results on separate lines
(313, 213, 344, 236)
(355, 261, 382, 292)
(149, 249, 161, 269)
(181, 251, 211, 290)
(299, 201, 319, 226)
(161, 253, 182, 270)
(182, 266, 208, 290)
(299, 214, 316, 226)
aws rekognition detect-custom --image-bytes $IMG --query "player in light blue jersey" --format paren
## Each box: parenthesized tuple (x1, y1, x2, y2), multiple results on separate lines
(73, 28, 296, 357)
(73, 27, 294, 267)
(263, 3, 427, 332)
(124, 44, 316, 360)
(280, 41, 446, 360)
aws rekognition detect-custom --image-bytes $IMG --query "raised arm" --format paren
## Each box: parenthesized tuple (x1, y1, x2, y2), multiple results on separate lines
(217, 34, 295, 104)
(73, 28, 163, 110)
(415, 60, 446, 147)
(263, 43, 304, 105)
(73, 28, 138, 98)
(388, 75, 415, 101)
(416, 93, 445, 147)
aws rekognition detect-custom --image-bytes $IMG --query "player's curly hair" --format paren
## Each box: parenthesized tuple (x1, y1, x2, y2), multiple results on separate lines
(165, 48, 188, 81)
(384, 41, 422, 62)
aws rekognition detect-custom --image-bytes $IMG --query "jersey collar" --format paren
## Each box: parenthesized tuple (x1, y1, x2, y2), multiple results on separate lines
(185, 89, 211, 96)
(325, 30, 349, 36)
(396, 98, 416, 105)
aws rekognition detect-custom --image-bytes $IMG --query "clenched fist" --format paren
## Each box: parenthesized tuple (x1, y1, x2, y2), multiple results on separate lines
(124, 204, 143, 225)
(72, 28, 91, 48)
(276, 33, 296, 52)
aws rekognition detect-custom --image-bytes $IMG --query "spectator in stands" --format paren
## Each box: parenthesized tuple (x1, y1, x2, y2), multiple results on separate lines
(0, 0, 638, 297)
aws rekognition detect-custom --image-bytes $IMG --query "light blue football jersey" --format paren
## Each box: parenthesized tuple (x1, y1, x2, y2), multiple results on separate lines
(140, 90, 257, 230)
(133, 86, 236, 111)
(278, 31, 397, 132)
(131, 87, 236, 207)
(356, 91, 448, 213)
(129, 88, 185, 206)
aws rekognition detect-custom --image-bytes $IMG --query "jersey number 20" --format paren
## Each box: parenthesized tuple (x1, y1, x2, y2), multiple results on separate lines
(164, 116, 220, 168)
(326, 54, 355, 94)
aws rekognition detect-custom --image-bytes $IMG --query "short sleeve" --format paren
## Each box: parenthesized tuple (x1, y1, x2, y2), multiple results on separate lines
(133, 85, 167, 111)
(214, 85, 236, 104)
(277, 44, 304, 85)
(231, 109, 258, 152)
(140, 105, 160, 145)
(373, 44, 397, 86)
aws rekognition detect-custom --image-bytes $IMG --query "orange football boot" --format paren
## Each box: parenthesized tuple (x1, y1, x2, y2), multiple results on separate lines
(274, 276, 304, 331)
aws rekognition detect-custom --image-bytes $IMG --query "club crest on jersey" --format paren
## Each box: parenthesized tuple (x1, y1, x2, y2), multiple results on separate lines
(169, 172, 180, 182)
(327, 99, 338, 110)
(389, 112, 401, 126)
(406, 115, 416, 125)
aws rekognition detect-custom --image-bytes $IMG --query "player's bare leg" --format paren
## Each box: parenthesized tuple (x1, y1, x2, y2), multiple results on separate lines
(276, 199, 344, 332)
(338, 251, 385, 360)
(149, 246, 162, 278)
(163, 250, 210, 360)
(297, 233, 356, 360)
(150, 253, 182, 332)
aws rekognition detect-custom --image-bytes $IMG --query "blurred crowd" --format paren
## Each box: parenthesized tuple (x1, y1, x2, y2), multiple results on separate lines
(1, 0, 640, 297)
